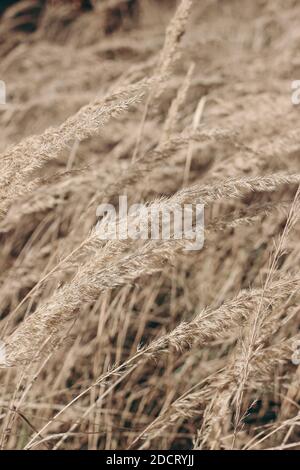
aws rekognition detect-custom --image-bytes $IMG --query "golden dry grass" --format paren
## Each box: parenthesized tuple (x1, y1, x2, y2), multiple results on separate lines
(0, 0, 299, 450)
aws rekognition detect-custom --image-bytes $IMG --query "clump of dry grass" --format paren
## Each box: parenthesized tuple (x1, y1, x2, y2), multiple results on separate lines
(0, 0, 299, 451)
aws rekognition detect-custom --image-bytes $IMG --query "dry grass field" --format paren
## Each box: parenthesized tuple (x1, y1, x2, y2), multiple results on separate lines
(0, 0, 299, 450)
